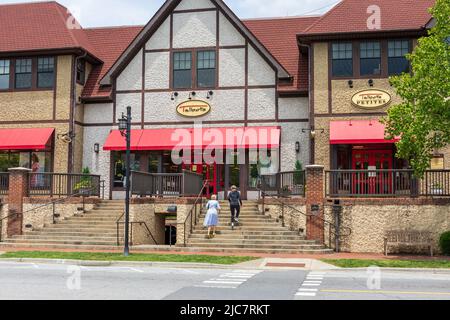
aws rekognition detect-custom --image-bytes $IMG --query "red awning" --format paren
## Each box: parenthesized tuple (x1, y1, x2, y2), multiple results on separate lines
(103, 127, 281, 151)
(0, 128, 54, 150)
(330, 120, 399, 145)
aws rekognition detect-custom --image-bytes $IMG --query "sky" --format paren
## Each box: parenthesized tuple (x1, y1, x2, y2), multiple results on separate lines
(0, 0, 341, 27)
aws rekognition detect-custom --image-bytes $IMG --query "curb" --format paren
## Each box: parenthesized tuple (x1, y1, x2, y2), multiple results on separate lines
(0, 258, 257, 270)
(331, 267, 450, 274)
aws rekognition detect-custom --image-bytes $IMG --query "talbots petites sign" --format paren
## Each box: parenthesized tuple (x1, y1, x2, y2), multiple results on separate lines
(176, 100, 211, 118)
(351, 89, 392, 110)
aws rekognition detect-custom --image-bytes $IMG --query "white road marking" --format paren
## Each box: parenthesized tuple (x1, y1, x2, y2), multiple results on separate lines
(295, 272, 327, 299)
(199, 270, 261, 289)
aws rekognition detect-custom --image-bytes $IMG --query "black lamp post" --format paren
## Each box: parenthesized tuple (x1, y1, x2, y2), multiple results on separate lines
(119, 106, 132, 256)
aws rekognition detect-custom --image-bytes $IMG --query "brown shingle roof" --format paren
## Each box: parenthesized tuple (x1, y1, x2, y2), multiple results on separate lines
(300, 0, 435, 38)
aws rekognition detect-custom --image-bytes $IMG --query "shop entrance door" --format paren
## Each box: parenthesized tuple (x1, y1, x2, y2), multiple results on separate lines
(352, 149, 393, 194)
(191, 163, 223, 198)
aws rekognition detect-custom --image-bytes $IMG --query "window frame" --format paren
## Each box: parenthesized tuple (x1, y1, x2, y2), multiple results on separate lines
(331, 42, 354, 78)
(359, 41, 382, 76)
(0, 59, 11, 91)
(171, 48, 218, 90)
(0, 56, 56, 92)
(15, 58, 33, 90)
(172, 51, 193, 90)
(329, 39, 414, 79)
(387, 39, 411, 76)
(196, 50, 216, 89)
(76, 59, 86, 85)
(37, 57, 55, 89)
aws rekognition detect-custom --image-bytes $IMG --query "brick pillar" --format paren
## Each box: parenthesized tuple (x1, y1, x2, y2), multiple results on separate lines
(306, 165, 325, 243)
(7, 168, 31, 238)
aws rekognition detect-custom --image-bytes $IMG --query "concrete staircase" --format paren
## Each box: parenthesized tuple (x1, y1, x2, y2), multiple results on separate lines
(1, 200, 125, 250)
(187, 201, 333, 254)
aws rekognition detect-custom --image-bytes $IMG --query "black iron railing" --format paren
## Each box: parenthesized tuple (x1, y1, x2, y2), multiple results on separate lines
(0, 173, 8, 196)
(261, 171, 306, 197)
(28, 173, 101, 198)
(326, 169, 450, 198)
(131, 170, 204, 197)
(183, 182, 208, 247)
(116, 213, 158, 247)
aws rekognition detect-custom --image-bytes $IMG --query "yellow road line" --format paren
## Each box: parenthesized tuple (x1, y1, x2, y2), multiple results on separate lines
(321, 289, 450, 296)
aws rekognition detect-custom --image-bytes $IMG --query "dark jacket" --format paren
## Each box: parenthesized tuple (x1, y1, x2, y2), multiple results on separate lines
(228, 191, 243, 207)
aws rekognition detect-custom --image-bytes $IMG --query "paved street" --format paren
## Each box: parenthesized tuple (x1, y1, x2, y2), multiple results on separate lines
(0, 261, 449, 300)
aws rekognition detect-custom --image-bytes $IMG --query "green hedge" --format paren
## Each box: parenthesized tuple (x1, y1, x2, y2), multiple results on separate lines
(439, 231, 450, 255)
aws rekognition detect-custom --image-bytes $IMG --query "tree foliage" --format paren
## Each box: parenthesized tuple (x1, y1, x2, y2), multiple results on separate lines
(384, 0, 450, 176)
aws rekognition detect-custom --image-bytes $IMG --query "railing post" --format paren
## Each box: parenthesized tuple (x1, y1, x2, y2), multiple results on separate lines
(305, 165, 325, 243)
(52, 202, 56, 224)
(7, 168, 31, 238)
(281, 202, 285, 227)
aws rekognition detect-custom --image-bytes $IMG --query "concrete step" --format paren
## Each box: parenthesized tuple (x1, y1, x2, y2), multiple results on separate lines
(45, 222, 118, 228)
(193, 226, 290, 232)
(191, 230, 301, 236)
(4, 239, 119, 246)
(25, 231, 119, 237)
(174, 247, 334, 255)
(186, 243, 327, 250)
(188, 239, 316, 245)
(64, 217, 120, 222)
(11, 235, 120, 242)
(188, 234, 305, 240)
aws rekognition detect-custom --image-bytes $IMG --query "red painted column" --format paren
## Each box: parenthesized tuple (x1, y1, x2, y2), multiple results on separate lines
(305, 165, 325, 243)
(7, 168, 31, 238)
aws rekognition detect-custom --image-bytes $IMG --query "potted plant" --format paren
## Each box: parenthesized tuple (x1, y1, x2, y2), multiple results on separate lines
(431, 183, 444, 195)
(250, 163, 259, 188)
(293, 160, 305, 195)
(74, 167, 93, 196)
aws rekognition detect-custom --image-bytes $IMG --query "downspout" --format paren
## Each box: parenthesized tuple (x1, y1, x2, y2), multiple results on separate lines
(69, 51, 88, 174)
(298, 42, 314, 165)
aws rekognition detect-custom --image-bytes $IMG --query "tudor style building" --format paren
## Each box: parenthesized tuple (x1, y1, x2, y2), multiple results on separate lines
(0, 0, 445, 200)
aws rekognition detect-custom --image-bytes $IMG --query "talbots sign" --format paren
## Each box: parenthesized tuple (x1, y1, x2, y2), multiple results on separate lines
(351, 89, 392, 110)
(176, 100, 211, 118)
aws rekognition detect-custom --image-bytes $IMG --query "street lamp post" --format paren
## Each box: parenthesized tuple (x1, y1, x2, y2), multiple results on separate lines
(119, 106, 132, 256)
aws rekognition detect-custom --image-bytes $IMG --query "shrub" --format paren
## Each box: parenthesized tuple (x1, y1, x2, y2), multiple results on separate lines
(439, 231, 450, 255)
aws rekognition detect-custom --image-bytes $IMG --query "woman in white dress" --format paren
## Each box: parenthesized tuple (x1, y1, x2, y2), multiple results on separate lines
(203, 195, 221, 239)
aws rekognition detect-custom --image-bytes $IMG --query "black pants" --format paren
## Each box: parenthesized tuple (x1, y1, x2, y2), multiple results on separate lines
(230, 205, 241, 221)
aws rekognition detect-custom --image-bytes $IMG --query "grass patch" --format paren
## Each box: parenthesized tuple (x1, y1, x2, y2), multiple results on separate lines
(322, 259, 450, 269)
(0, 251, 257, 265)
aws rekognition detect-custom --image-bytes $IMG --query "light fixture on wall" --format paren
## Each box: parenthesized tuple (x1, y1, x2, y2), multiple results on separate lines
(348, 80, 354, 88)
(188, 91, 197, 100)
(170, 92, 179, 101)
(295, 141, 301, 154)
(302, 128, 325, 140)
(368, 79, 374, 87)
(94, 143, 100, 154)
(206, 91, 214, 99)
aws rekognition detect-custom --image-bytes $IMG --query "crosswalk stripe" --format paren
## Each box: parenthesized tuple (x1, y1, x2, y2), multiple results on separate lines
(298, 288, 318, 292)
(296, 292, 317, 297)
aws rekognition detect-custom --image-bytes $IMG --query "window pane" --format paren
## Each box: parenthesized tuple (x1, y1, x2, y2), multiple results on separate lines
(388, 40, 409, 57)
(197, 69, 215, 88)
(388, 57, 410, 75)
(15, 59, 32, 89)
(38, 72, 54, 88)
(0, 60, 9, 89)
(0, 60, 10, 75)
(197, 51, 216, 88)
(15, 73, 32, 89)
(360, 58, 381, 75)
(38, 57, 54, 72)
(174, 70, 192, 89)
(0, 75, 9, 89)
(332, 59, 353, 77)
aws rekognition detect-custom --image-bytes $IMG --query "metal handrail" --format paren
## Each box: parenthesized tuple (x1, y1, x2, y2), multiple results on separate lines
(116, 219, 158, 246)
(0, 186, 99, 242)
(258, 187, 352, 251)
(183, 181, 209, 247)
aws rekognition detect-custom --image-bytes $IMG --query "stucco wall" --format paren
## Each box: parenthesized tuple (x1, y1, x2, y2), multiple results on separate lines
(219, 48, 246, 87)
(219, 12, 245, 46)
(146, 17, 170, 50)
(248, 45, 276, 86)
(261, 201, 307, 236)
(313, 42, 329, 115)
(117, 49, 142, 91)
(173, 11, 217, 49)
(145, 52, 170, 90)
(175, 0, 215, 11)
(325, 203, 450, 254)
(129, 203, 165, 245)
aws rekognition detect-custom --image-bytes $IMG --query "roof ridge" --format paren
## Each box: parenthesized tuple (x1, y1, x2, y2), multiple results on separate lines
(243, 14, 322, 22)
(84, 25, 145, 31)
(0, 0, 59, 8)
(301, 0, 346, 34)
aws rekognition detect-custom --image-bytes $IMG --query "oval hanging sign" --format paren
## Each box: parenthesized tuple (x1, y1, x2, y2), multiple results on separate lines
(176, 100, 211, 118)
(351, 89, 392, 110)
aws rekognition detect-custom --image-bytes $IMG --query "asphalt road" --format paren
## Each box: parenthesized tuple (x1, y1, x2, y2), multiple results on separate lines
(0, 261, 449, 300)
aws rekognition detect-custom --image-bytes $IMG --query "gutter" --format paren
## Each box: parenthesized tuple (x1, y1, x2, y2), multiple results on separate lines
(298, 42, 314, 164)
(68, 50, 88, 173)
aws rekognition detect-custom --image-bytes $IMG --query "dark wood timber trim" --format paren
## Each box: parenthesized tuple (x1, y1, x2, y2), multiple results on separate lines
(0, 119, 69, 125)
(314, 112, 387, 118)
(116, 85, 276, 94)
(327, 42, 333, 114)
(244, 40, 249, 126)
(52, 56, 58, 120)
(310, 44, 315, 164)
(78, 118, 309, 127)
(141, 49, 145, 128)
(173, 8, 217, 14)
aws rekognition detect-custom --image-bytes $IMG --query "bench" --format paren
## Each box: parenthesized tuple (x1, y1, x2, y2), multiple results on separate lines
(384, 231, 434, 257)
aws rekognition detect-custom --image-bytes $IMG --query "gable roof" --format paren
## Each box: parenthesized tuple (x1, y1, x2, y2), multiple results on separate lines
(0, 1, 99, 60)
(244, 16, 320, 93)
(82, 26, 144, 100)
(299, 0, 435, 40)
(99, 0, 290, 86)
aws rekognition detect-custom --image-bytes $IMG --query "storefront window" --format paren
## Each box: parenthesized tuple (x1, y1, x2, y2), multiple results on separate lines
(148, 152, 160, 173)
(113, 152, 141, 188)
(0, 151, 51, 173)
(162, 152, 181, 173)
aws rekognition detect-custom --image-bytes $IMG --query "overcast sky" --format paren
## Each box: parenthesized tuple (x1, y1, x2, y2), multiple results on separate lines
(0, 0, 340, 27)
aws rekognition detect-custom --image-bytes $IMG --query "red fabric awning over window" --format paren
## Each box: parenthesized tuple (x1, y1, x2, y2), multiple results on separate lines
(330, 120, 399, 145)
(103, 127, 281, 151)
(0, 128, 54, 150)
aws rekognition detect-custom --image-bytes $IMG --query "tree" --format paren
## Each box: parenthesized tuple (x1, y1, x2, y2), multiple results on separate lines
(384, 0, 450, 176)
(293, 160, 304, 185)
